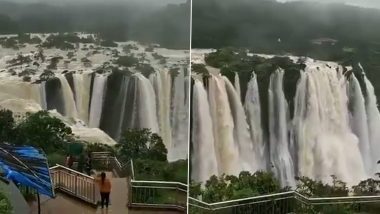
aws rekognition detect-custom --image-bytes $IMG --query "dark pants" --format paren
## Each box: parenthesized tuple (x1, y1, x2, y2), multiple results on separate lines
(100, 192, 110, 208)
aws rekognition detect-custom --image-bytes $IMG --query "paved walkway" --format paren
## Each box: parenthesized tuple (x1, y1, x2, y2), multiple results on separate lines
(30, 170, 184, 214)
(30, 193, 96, 214)
(30, 193, 183, 214)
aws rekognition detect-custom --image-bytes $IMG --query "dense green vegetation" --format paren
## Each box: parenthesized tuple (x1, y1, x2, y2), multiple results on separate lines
(115, 55, 139, 68)
(117, 129, 187, 183)
(0, 109, 187, 183)
(0, 1, 190, 49)
(0, 33, 41, 49)
(193, 0, 380, 95)
(190, 173, 380, 213)
(190, 171, 287, 203)
(0, 109, 76, 166)
(0, 188, 12, 214)
(0, 110, 73, 154)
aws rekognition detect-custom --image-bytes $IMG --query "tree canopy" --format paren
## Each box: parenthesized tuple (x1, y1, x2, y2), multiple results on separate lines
(0, 110, 73, 154)
(116, 128, 187, 183)
(116, 128, 167, 163)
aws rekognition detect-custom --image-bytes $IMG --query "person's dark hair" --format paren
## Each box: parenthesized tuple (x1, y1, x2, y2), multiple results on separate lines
(101, 172, 106, 184)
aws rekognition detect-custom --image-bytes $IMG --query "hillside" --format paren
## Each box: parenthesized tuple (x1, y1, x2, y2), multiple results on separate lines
(192, 0, 380, 95)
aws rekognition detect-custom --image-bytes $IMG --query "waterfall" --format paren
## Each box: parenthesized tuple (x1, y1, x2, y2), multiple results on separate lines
(169, 70, 189, 161)
(224, 76, 257, 172)
(364, 75, 380, 175)
(191, 60, 379, 185)
(134, 73, 159, 134)
(89, 74, 107, 128)
(349, 75, 372, 174)
(208, 75, 241, 175)
(268, 69, 295, 187)
(292, 67, 366, 185)
(234, 72, 241, 99)
(244, 73, 267, 171)
(130, 77, 139, 129)
(150, 70, 172, 149)
(40, 81, 47, 110)
(73, 73, 91, 123)
(114, 76, 130, 140)
(57, 75, 78, 118)
(290, 71, 307, 176)
(192, 79, 218, 183)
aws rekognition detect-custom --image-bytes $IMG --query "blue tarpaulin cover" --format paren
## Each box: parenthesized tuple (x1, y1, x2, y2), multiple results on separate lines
(0, 143, 54, 197)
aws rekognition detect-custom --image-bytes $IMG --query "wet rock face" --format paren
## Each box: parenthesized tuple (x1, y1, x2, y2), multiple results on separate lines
(64, 73, 75, 102)
(45, 77, 65, 115)
(99, 72, 126, 138)
(120, 77, 138, 133)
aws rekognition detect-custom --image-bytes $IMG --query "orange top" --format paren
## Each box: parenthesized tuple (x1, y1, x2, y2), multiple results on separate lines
(97, 178, 111, 193)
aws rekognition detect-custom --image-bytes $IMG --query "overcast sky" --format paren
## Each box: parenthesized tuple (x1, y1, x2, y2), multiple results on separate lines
(276, 0, 380, 9)
(0, 0, 186, 6)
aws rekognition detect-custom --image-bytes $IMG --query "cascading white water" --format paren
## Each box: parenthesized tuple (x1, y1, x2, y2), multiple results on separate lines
(0, 40, 190, 162)
(0, 80, 42, 105)
(349, 75, 372, 174)
(208, 74, 241, 175)
(292, 66, 366, 185)
(89, 74, 107, 128)
(364, 75, 380, 175)
(290, 71, 307, 176)
(150, 70, 172, 149)
(244, 73, 267, 171)
(39, 81, 47, 110)
(114, 76, 130, 139)
(134, 73, 159, 134)
(224, 76, 258, 172)
(192, 79, 218, 183)
(169, 70, 189, 161)
(234, 72, 241, 99)
(268, 69, 295, 187)
(73, 73, 91, 123)
(57, 75, 78, 118)
(130, 77, 139, 129)
(191, 59, 380, 185)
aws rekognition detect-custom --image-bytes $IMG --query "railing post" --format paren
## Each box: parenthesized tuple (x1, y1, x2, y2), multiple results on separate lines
(175, 185, 178, 207)
(93, 180, 96, 204)
(130, 160, 135, 179)
(128, 177, 132, 207)
(74, 173, 77, 196)
(58, 170, 61, 188)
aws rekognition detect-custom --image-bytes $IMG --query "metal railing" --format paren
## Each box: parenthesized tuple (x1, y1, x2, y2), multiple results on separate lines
(130, 180, 187, 211)
(50, 164, 98, 205)
(189, 191, 295, 214)
(189, 191, 380, 213)
(91, 152, 132, 178)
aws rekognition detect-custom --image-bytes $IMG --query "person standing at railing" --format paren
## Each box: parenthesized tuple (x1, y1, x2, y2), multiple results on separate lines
(96, 172, 111, 209)
(65, 154, 74, 169)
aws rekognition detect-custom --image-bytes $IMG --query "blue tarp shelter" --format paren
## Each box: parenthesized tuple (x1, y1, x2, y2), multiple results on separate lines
(0, 143, 54, 198)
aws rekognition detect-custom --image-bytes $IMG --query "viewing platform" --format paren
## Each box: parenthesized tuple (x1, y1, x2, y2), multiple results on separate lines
(29, 152, 187, 214)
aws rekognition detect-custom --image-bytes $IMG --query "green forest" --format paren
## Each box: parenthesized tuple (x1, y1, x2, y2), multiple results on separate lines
(192, 0, 380, 95)
(0, 110, 187, 183)
(0, 0, 190, 49)
(190, 172, 380, 213)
